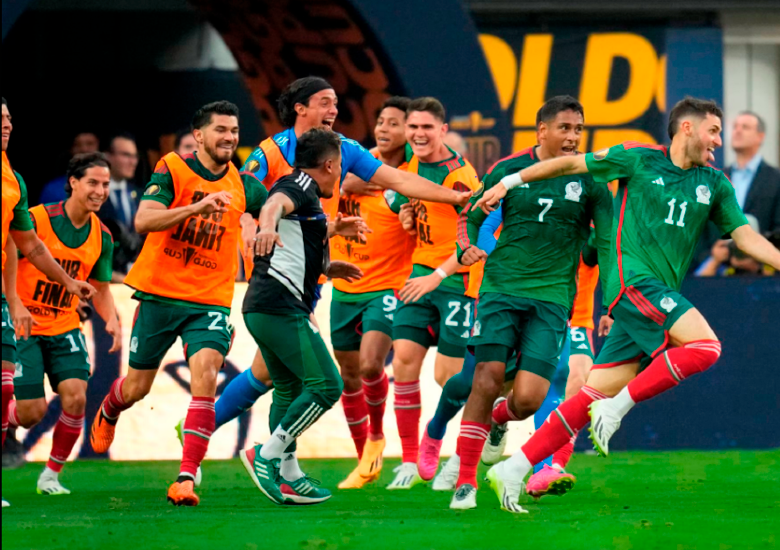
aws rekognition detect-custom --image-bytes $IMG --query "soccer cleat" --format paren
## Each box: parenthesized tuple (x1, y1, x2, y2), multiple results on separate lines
(338, 466, 379, 489)
(36, 475, 71, 496)
(386, 462, 424, 490)
(89, 407, 116, 454)
(175, 418, 202, 487)
(2, 498, 10, 507)
(166, 480, 200, 506)
(526, 464, 576, 499)
(417, 424, 444, 481)
(449, 484, 478, 510)
(281, 476, 332, 505)
(357, 436, 385, 478)
(239, 444, 284, 505)
(482, 397, 509, 465)
(589, 399, 621, 457)
(432, 454, 460, 491)
(486, 462, 528, 514)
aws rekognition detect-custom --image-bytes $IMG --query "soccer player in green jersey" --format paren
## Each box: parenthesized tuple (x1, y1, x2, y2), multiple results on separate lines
(477, 97, 780, 513)
(445, 96, 613, 511)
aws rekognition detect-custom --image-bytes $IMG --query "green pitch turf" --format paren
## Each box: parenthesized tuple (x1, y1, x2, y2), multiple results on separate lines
(2, 451, 778, 550)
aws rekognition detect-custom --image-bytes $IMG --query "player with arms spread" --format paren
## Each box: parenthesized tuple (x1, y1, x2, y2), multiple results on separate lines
(88, 101, 269, 507)
(448, 96, 612, 511)
(478, 97, 780, 513)
(239, 129, 362, 505)
(4, 153, 120, 496)
(2, 98, 96, 508)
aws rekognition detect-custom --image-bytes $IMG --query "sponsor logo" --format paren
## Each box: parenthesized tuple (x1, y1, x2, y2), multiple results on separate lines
(144, 184, 161, 196)
(184, 247, 197, 267)
(565, 181, 583, 202)
(660, 296, 677, 312)
(164, 247, 182, 260)
(449, 111, 496, 133)
(385, 313, 394, 321)
(245, 159, 261, 173)
(696, 185, 711, 205)
(193, 256, 218, 270)
(652, 177, 665, 186)
(460, 330, 471, 339)
(577, 343, 589, 350)
(593, 148, 609, 161)
(130, 336, 138, 353)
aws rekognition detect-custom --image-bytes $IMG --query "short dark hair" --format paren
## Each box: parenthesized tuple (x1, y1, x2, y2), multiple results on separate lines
(668, 97, 723, 140)
(174, 127, 193, 150)
(738, 110, 766, 134)
(294, 129, 341, 170)
(1, 97, 6, 107)
(536, 95, 584, 126)
(277, 77, 334, 127)
(407, 97, 446, 122)
(381, 96, 411, 116)
(108, 132, 136, 152)
(65, 152, 111, 197)
(191, 101, 239, 131)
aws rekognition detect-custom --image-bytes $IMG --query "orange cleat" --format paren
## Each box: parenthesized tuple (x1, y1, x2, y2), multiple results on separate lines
(167, 480, 200, 506)
(89, 407, 116, 454)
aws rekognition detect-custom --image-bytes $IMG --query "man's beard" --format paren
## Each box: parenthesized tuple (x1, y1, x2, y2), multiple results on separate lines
(204, 142, 233, 166)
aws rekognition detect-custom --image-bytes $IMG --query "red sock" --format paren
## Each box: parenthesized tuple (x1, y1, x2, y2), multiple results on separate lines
(492, 398, 520, 425)
(363, 372, 388, 437)
(47, 411, 84, 473)
(341, 389, 368, 458)
(521, 386, 607, 465)
(101, 376, 131, 421)
(180, 397, 215, 479)
(393, 380, 421, 463)
(627, 340, 721, 403)
(552, 431, 578, 470)
(2, 370, 14, 448)
(455, 421, 490, 488)
(7, 399, 19, 428)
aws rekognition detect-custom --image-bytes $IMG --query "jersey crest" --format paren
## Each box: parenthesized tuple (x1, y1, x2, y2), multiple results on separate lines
(696, 185, 711, 205)
(660, 296, 678, 313)
(565, 181, 583, 202)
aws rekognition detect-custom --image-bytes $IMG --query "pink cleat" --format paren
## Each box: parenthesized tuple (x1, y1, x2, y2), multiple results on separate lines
(526, 464, 576, 500)
(417, 423, 444, 481)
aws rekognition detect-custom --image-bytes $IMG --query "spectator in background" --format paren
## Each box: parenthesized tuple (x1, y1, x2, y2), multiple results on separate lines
(726, 112, 780, 233)
(100, 133, 142, 282)
(696, 215, 765, 276)
(443, 130, 468, 160)
(174, 127, 197, 156)
(38, 132, 100, 204)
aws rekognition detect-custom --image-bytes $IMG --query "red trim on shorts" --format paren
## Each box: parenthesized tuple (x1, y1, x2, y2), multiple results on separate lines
(608, 187, 630, 314)
(132, 304, 141, 327)
(649, 332, 670, 358)
(625, 286, 666, 326)
(592, 355, 644, 370)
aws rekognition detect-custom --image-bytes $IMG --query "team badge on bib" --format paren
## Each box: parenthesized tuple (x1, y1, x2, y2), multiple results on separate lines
(565, 181, 582, 202)
(660, 297, 677, 313)
(383, 189, 397, 205)
(593, 148, 609, 161)
(696, 185, 711, 205)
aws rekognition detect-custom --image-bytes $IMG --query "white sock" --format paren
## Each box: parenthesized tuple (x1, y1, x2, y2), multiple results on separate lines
(610, 387, 636, 418)
(40, 466, 59, 480)
(503, 450, 532, 482)
(260, 426, 293, 460)
(446, 454, 460, 469)
(280, 452, 305, 481)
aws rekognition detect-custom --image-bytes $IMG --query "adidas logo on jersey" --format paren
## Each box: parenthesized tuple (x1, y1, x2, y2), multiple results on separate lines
(652, 177, 665, 186)
(577, 343, 589, 350)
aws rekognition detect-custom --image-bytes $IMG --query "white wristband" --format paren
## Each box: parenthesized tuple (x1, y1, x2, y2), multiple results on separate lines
(500, 172, 524, 190)
(434, 268, 448, 279)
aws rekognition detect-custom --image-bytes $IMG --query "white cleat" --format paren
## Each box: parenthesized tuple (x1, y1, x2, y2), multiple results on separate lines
(449, 484, 477, 510)
(482, 397, 509, 465)
(36, 475, 71, 496)
(589, 399, 622, 457)
(2, 498, 10, 507)
(433, 454, 460, 491)
(486, 462, 528, 514)
(386, 462, 424, 490)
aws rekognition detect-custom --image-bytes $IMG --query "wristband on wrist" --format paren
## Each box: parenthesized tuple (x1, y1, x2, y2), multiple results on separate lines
(500, 172, 524, 190)
(434, 268, 448, 279)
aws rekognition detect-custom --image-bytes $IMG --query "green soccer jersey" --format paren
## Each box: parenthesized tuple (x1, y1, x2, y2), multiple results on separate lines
(10, 172, 35, 232)
(584, 141, 748, 303)
(459, 147, 613, 309)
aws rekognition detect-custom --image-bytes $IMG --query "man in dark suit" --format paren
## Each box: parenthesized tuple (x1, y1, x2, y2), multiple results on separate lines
(100, 133, 143, 282)
(726, 111, 780, 233)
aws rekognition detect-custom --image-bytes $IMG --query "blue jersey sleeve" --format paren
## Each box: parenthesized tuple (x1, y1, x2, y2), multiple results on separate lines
(242, 147, 270, 184)
(340, 136, 382, 183)
(477, 205, 502, 255)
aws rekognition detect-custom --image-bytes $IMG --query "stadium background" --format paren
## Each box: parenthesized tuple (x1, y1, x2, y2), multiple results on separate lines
(2, 0, 779, 462)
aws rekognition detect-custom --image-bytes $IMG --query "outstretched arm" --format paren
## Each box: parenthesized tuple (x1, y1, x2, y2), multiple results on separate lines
(731, 225, 780, 270)
(371, 164, 472, 207)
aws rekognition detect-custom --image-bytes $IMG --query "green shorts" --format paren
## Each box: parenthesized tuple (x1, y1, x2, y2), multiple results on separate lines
(330, 291, 397, 352)
(15, 328, 91, 400)
(129, 300, 235, 370)
(1, 294, 18, 366)
(470, 293, 569, 382)
(569, 327, 594, 359)
(393, 287, 474, 358)
(594, 278, 694, 369)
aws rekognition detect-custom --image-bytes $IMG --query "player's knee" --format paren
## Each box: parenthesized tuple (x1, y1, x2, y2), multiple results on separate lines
(472, 363, 504, 399)
(681, 340, 722, 375)
(60, 391, 87, 415)
(359, 354, 384, 381)
(317, 380, 344, 409)
(510, 390, 546, 420)
(123, 381, 151, 404)
(18, 400, 48, 428)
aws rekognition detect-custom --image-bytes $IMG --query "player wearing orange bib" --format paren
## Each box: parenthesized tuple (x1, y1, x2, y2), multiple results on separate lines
(4, 153, 120, 496)
(386, 97, 481, 489)
(331, 97, 416, 489)
(88, 101, 268, 507)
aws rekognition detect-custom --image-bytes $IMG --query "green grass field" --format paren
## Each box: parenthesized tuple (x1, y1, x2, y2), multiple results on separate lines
(2, 451, 778, 550)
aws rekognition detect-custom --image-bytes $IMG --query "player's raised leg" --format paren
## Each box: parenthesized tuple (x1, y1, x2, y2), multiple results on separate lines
(213, 349, 271, 431)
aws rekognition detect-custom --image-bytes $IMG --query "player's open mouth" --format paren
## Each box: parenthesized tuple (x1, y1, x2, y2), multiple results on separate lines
(377, 137, 390, 144)
(707, 147, 715, 162)
(322, 120, 334, 128)
(413, 140, 428, 147)
(561, 146, 576, 154)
